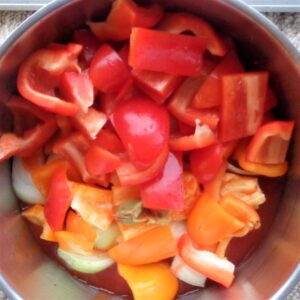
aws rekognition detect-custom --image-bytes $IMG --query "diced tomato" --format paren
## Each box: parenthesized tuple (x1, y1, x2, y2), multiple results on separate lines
(178, 234, 235, 288)
(17, 43, 82, 116)
(192, 50, 244, 109)
(129, 27, 207, 77)
(220, 72, 269, 142)
(111, 97, 170, 170)
(132, 69, 183, 104)
(169, 120, 216, 152)
(158, 12, 227, 56)
(73, 29, 101, 66)
(60, 70, 94, 113)
(108, 226, 177, 265)
(90, 44, 131, 94)
(168, 77, 220, 129)
(85, 145, 121, 176)
(190, 143, 223, 184)
(116, 143, 169, 186)
(92, 129, 125, 153)
(73, 108, 107, 140)
(88, 0, 163, 41)
(141, 152, 184, 211)
(246, 121, 294, 164)
(44, 167, 72, 231)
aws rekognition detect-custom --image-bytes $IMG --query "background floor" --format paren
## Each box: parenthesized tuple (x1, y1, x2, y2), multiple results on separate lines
(0, 10, 299, 300)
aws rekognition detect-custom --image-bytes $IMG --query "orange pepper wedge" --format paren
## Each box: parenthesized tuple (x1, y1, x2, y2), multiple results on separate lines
(187, 164, 245, 247)
(118, 263, 178, 300)
(118, 223, 158, 241)
(112, 185, 140, 207)
(21, 204, 44, 226)
(108, 225, 177, 265)
(66, 210, 98, 243)
(31, 159, 81, 196)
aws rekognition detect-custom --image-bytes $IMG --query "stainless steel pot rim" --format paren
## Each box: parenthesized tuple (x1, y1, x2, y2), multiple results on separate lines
(0, 0, 299, 299)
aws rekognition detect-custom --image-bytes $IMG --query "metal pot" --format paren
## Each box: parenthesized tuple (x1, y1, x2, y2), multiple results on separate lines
(0, 0, 299, 299)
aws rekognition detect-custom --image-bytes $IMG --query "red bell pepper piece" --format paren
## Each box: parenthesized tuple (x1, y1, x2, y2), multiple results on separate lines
(264, 87, 278, 112)
(168, 77, 220, 129)
(158, 12, 227, 57)
(132, 69, 183, 104)
(44, 166, 72, 231)
(60, 70, 94, 113)
(111, 97, 170, 170)
(221, 72, 269, 142)
(116, 143, 169, 186)
(141, 152, 184, 211)
(190, 143, 223, 184)
(178, 234, 235, 288)
(192, 50, 244, 109)
(92, 129, 125, 154)
(90, 44, 131, 94)
(85, 145, 121, 176)
(73, 29, 101, 66)
(246, 121, 294, 164)
(88, 0, 163, 41)
(53, 132, 109, 187)
(169, 120, 217, 152)
(72, 108, 107, 140)
(129, 27, 207, 77)
(17, 43, 82, 116)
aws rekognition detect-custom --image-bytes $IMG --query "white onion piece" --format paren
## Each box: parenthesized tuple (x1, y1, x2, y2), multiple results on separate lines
(12, 157, 44, 204)
(170, 221, 187, 241)
(227, 163, 258, 176)
(171, 255, 206, 287)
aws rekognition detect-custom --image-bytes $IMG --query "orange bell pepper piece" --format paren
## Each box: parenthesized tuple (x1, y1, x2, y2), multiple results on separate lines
(187, 165, 245, 247)
(40, 221, 57, 242)
(55, 231, 94, 254)
(22, 204, 44, 226)
(31, 159, 81, 197)
(118, 223, 158, 241)
(66, 211, 98, 243)
(112, 185, 140, 207)
(236, 144, 288, 177)
(108, 225, 177, 265)
(118, 263, 178, 300)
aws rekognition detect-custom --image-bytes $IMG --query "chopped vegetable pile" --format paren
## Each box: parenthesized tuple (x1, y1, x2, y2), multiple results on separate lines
(1, 0, 293, 298)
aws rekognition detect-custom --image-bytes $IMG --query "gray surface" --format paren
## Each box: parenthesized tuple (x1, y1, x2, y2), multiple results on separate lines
(0, 9, 299, 300)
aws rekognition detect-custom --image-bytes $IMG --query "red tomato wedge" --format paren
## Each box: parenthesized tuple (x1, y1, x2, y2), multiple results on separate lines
(158, 12, 227, 57)
(141, 152, 184, 211)
(85, 145, 121, 176)
(132, 69, 183, 104)
(190, 143, 223, 184)
(246, 121, 294, 164)
(220, 72, 269, 142)
(111, 97, 170, 170)
(60, 70, 94, 113)
(44, 166, 72, 231)
(169, 120, 216, 152)
(73, 29, 101, 66)
(90, 44, 131, 94)
(17, 43, 82, 116)
(178, 234, 235, 288)
(168, 77, 220, 129)
(129, 27, 207, 77)
(88, 0, 163, 41)
(72, 108, 107, 140)
(192, 50, 244, 109)
(116, 143, 169, 186)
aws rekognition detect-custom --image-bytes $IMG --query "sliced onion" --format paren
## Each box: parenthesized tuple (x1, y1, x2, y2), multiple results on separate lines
(12, 157, 44, 204)
(170, 221, 187, 241)
(227, 162, 258, 176)
(171, 255, 206, 287)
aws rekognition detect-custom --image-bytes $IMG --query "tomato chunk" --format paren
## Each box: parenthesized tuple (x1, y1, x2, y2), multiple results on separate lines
(111, 97, 170, 170)
(129, 28, 207, 77)
(221, 72, 269, 142)
(246, 121, 294, 164)
(141, 152, 184, 211)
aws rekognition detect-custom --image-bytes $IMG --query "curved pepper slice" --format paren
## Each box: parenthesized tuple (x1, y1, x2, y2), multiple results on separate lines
(118, 263, 178, 300)
(158, 12, 227, 56)
(17, 43, 82, 116)
(88, 0, 163, 41)
(108, 225, 177, 265)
